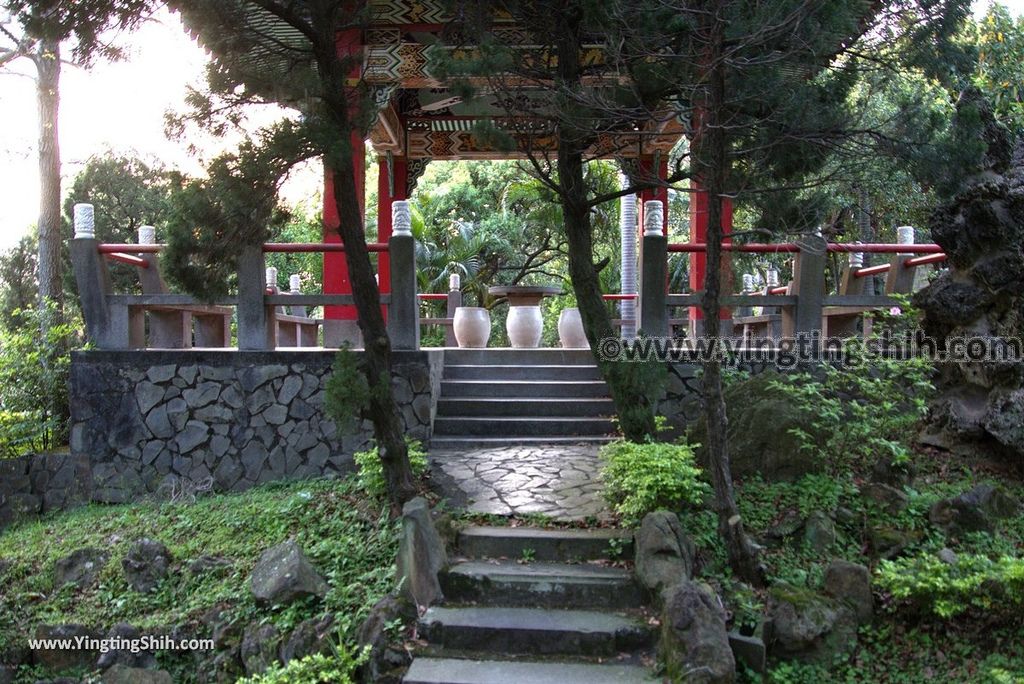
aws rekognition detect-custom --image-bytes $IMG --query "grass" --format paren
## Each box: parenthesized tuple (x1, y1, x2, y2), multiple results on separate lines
(0, 475, 399, 682)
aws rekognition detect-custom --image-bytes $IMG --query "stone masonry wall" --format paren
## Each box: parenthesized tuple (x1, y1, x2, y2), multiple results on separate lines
(69, 350, 443, 505)
(0, 452, 90, 530)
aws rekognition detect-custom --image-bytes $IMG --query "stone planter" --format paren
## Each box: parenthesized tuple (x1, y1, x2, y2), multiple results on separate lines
(507, 305, 543, 348)
(453, 307, 491, 348)
(558, 307, 588, 348)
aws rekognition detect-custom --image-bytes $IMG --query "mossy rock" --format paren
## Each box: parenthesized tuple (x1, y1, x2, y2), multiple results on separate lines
(690, 370, 824, 482)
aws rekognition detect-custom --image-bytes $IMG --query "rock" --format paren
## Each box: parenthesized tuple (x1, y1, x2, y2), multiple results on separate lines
(870, 455, 914, 487)
(803, 511, 836, 552)
(690, 370, 824, 481)
(279, 614, 335, 664)
(96, 623, 157, 670)
(250, 540, 328, 605)
(765, 584, 857, 664)
(102, 665, 173, 684)
(822, 560, 873, 624)
(764, 510, 804, 542)
(240, 622, 280, 675)
(356, 594, 414, 684)
(135, 382, 164, 415)
(660, 581, 736, 683)
(32, 624, 100, 671)
(396, 497, 448, 609)
(728, 633, 766, 674)
(54, 548, 109, 590)
(868, 526, 921, 559)
(122, 539, 171, 593)
(860, 483, 909, 514)
(187, 555, 232, 576)
(202, 606, 241, 648)
(834, 506, 857, 526)
(929, 484, 1020, 536)
(147, 365, 177, 384)
(634, 511, 695, 598)
(938, 548, 959, 565)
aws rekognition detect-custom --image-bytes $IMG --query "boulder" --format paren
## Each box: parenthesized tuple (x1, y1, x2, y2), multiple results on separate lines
(54, 548, 109, 590)
(96, 623, 157, 670)
(635, 511, 695, 599)
(660, 581, 736, 684)
(280, 615, 335, 665)
(869, 526, 921, 559)
(765, 585, 857, 664)
(690, 370, 824, 481)
(803, 511, 836, 552)
(860, 483, 909, 514)
(101, 666, 173, 684)
(396, 497, 448, 609)
(250, 540, 328, 605)
(32, 624, 101, 671)
(187, 555, 232, 576)
(240, 622, 281, 675)
(822, 560, 873, 624)
(728, 633, 766, 674)
(764, 510, 804, 543)
(929, 484, 1020, 536)
(356, 594, 414, 684)
(122, 539, 171, 593)
(870, 456, 914, 487)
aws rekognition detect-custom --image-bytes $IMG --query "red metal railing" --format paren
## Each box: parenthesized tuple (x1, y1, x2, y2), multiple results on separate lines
(97, 242, 390, 254)
(105, 252, 149, 268)
(667, 242, 945, 254)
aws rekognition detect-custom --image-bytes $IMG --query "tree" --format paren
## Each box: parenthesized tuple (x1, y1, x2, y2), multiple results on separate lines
(0, 233, 38, 331)
(0, 0, 156, 317)
(167, 1, 418, 506)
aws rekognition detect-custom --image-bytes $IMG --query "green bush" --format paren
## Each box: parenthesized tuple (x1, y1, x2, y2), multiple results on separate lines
(600, 440, 710, 525)
(354, 439, 428, 499)
(236, 650, 365, 684)
(876, 553, 1024, 618)
(0, 303, 82, 455)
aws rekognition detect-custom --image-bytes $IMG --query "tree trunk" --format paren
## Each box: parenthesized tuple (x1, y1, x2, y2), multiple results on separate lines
(36, 37, 62, 316)
(697, 7, 764, 586)
(554, 4, 659, 442)
(313, 24, 416, 508)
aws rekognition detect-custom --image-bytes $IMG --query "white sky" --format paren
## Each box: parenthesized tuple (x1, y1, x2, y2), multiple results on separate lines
(0, 1, 1021, 250)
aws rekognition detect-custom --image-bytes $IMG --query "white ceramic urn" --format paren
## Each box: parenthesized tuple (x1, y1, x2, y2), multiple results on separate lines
(558, 308, 588, 348)
(453, 307, 491, 348)
(507, 305, 543, 348)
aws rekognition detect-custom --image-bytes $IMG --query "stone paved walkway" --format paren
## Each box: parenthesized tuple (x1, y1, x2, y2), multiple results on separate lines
(430, 445, 609, 520)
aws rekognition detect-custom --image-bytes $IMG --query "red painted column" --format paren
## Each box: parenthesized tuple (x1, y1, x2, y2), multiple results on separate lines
(376, 155, 409, 302)
(323, 27, 365, 321)
(688, 181, 733, 326)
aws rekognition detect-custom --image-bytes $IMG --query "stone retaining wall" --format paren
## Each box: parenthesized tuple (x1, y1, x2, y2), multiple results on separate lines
(68, 350, 443, 505)
(0, 452, 91, 530)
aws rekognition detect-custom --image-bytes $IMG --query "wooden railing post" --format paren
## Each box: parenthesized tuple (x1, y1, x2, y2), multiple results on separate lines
(388, 201, 419, 350)
(785, 234, 827, 338)
(446, 273, 462, 347)
(639, 200, 668, 337)
(237, 242, 273, 350)
(70, 203, 129, 350)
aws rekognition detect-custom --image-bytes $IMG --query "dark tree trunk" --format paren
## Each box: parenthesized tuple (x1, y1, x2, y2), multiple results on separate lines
(697, 7, 764, 586)
(554, 4, 658, 442)
(312, 15, 416, 508)
(36, 37, 63, 316)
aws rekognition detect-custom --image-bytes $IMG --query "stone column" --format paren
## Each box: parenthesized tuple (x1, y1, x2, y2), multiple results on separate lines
(237, 243, 273, 350)
(639, 200, 668, 338)
(70, 203, 128, 349)
(388, 201, 419, 350)
(619, 174, 638, 340)
(446, 273, 462, 347)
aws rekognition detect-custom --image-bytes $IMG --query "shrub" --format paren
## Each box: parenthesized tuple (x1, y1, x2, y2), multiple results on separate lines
(875, 553, 1024, 618)
(600, 440, 710, 525)
(354, 439, 428, 499)
(0, 303, 82, 455)
(236, 650, 366, 684)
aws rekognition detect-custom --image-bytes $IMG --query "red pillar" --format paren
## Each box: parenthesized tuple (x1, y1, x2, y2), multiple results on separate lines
(688, 181, 733, 326)
(376, 156, 409, 301)
(323, 27, 365, 321)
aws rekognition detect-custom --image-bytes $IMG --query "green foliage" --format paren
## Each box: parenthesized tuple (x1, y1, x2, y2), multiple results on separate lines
(236, 650, 365, 684)
(600, 440, 710, 525)
(323, 346, 377, 433)
(0, 477, 398, 676)
(0, 303, 82, 454)
(353, 439, 427, 500)
(973, 4, 1024, 138)
(0, 234, 37, 332)
(876, 553, 1024, 618)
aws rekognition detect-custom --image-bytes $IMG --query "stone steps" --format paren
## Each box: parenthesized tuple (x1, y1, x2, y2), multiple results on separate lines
(434, 416, 616, 438)
(439, 379, 610, 399)
(444, 364, 603, 381)
(442, 560, 642, 609)
(457, 526, 633, 562)
(436, 398, 615, 418)
(419, 606, 653, 657)
(403, 657, 656, 684)
(403, 525, 656, 683)
(443, 349, 596, 365)
(430, 436, 616, 450)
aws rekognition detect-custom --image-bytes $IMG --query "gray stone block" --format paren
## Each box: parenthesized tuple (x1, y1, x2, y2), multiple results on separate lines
(147, 364, 177, 384)
(136, 382, 164, 415)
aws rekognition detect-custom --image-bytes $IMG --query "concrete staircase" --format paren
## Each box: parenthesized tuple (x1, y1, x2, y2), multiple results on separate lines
(431, 350, 617, 450)
(403, 525, 658, 684)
